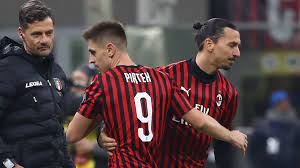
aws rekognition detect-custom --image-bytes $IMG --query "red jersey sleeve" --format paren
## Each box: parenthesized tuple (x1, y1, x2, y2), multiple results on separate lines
(78, 74, 103, 119)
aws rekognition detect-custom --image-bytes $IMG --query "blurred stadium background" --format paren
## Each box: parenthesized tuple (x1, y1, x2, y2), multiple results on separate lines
(1, 0, 300, 167)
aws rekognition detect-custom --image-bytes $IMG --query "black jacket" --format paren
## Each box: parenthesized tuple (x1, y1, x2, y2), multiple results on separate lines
(0, 37, 74, 168)
(249, 118, 300, 168)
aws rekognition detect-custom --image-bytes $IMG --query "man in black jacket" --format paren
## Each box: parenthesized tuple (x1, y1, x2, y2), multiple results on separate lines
(248, 90, 300, 168)
(0, 0, 74, 168)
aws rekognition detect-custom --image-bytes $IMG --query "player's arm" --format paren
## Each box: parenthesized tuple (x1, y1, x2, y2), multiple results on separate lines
(66, 74, 103, 144)
(170, 80, 247, 154)
(67, 112, 102, 144)
(67, 113, 98, 143)
(182, 109, 247, 154)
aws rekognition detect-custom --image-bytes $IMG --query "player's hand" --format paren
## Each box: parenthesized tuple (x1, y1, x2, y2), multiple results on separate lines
(229, 130, 248, 155)
(98, 129, 117, 156)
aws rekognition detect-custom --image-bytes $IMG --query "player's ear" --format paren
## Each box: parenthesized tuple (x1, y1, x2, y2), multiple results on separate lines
(18, 27, 25, 41)
(204, 38, 214, 53)
(106, 43, 116, 58)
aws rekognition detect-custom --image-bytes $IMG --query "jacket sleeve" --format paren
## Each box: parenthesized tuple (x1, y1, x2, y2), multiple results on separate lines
(0, 97, 14, 161)
(62, 134, 75, 168)
(0, 60, 17, 162)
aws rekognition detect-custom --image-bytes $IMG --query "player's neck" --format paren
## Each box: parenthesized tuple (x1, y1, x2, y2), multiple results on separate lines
(195, 52, 218, 74)
(115, 52, 136, 67)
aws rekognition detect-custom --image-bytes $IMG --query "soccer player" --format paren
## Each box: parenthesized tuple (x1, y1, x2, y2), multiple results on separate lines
(100, 18, 242, 168)
(66, 21, 247, 168)
(156, 18, 241, 168)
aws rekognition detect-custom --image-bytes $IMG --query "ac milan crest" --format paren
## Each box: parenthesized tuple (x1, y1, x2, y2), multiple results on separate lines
(216, 92, 222, 107)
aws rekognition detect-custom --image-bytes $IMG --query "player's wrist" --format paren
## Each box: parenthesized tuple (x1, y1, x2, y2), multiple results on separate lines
(228, 131, 234, 144)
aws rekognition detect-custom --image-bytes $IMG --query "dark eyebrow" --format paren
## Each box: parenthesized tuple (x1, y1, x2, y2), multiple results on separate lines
(88, 49, 96, 55)
(228, 41, 241, 47)
(31, 31, 42, 36)
(46, 30, 53, 34)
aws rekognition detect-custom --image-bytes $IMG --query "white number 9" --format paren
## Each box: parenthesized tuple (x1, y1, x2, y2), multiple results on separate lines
(134, 92, 153, 142)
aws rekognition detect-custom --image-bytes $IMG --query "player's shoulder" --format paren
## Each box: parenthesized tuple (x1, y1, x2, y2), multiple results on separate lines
(217, 70, 238, 96)
(89, 72, 102, 85)
(142, 65, 168, 75)
(103, 66, 124, 78)
(141, 65, 172, 81)
(161, 59, 188, 69)
(157, 59, 189, 73)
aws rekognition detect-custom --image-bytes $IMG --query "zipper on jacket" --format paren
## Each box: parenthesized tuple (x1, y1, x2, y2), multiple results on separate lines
(33, 96, 38, 103)
(46, 66, 59, 121)
(47, 77, 56, 106)
(47, 80, 52, 86)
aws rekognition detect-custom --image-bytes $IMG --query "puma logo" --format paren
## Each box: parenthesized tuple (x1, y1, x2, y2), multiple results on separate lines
(180, 86, 191, 97)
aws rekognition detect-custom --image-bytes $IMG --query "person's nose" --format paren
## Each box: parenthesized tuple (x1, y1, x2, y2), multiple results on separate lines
(89, 54, 95, 64)
(40, 33, 51, 45)
(233, 47, 240, 58)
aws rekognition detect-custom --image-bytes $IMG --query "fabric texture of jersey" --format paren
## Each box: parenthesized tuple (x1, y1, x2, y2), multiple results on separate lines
(156, 58, 238, 168)
(79, 65, 193, 168)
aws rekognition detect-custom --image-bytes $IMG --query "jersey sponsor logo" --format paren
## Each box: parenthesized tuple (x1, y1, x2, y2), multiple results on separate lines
(180, 86, 191, 97)
(172, 104, 209, 125)
(216, 92, 222, 107)
(124, 72, 152, 84)
(53, 78, 63, 91)
(172, 116, 191, 126)
(25, 81, 43, 88)
(195, 104, 209, 115)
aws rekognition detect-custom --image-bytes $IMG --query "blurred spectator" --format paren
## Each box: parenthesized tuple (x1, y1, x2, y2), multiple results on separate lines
(248, 90, 300, 168)
(73, 139, 96, 168)
(72, 138, 108, 168)
(63, 64, 97, 118)
(64, 64, 108, 168)
(70, 69, 89, 95)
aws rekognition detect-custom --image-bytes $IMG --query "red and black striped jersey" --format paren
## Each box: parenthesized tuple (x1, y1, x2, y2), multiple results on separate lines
(78, 65, 193, 168)
(156, 58, 238, 168)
